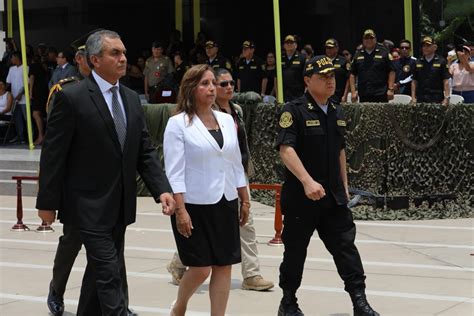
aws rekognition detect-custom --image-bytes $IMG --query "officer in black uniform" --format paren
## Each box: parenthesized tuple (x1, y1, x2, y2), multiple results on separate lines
(45, 31, 138, 316)
(412, 36, 451, 105)
(236, 40, 265, 93)
(205, 40, 232, 72)
(393, 39, 417, 96)
(324, 38, 350, 103)
(350, 29, 395, 102)
(282, 35, 306, 101)
(276, 56, 379, 316)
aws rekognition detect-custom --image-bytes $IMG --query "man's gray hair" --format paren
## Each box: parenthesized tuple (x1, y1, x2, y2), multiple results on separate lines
(86, 30, 121, 69)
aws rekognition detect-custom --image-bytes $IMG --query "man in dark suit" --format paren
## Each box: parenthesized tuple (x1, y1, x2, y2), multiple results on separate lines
(48, 50, 78, 89)
(36, 30, 175, 316)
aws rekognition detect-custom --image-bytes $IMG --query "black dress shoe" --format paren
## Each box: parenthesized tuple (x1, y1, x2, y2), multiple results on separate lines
(350, 290, 379, 316)
(127, 307, 138, 316)
(47, 281, 64, 316)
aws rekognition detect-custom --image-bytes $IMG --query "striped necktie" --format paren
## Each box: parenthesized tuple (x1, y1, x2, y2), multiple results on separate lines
(110, 86, 127, 150)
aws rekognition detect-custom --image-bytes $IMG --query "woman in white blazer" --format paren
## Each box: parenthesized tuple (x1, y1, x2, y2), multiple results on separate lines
(164, 64, 250, 316)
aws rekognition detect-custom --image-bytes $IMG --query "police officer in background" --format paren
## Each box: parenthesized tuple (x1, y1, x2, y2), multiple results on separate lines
(45, 31, 138, 316)
(276, 56, 379, 316)
(324, 38, 350, 103)
(143, 41, 174, 103)
(350, 29, 395, 102)
(236, 40, 265, 93)
(411, 36, 451, 105)
(205, 40, 232, 72)
(282, 35, 306, 101)
(393, 39, 417, 96)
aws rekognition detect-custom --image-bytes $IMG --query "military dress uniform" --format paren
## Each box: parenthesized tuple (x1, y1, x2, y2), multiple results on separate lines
(351, 44, 394, 102)
(413, 54, 450, 103)
(282, 52, 306, 101)
(143, 55, 174, 102)
(393, 56, 417, 95)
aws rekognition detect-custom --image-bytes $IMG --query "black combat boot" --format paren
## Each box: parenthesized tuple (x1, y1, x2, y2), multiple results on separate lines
(350, 289, 380, 316)
(277, 290, 304, 316)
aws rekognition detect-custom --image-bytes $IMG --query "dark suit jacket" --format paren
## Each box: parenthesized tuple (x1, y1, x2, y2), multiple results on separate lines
(36, 75, 171, 229)
(48, 63, 78, 89)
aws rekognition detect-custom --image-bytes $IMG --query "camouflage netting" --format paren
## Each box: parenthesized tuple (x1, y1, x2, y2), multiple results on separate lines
(138, 95, 473, 220)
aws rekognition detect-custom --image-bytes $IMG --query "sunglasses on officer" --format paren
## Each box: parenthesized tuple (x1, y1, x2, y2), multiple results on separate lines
(399, 46, 411, 50)
(218, 80, 235, 87)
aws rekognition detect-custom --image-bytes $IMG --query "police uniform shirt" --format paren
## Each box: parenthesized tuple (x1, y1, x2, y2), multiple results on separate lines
(236, 56, 265, 93)
(207, 56, 232, 72)
(143, 56, 174, 87)
(330, 55, 350, 102)
(174, 62, 190, 86)
(413, 54, 450, 98)
(275, 92, 348, 213)
(393, 56, 417, 95)
(282, 52, 306, 101)
(351, 44, 394, 97)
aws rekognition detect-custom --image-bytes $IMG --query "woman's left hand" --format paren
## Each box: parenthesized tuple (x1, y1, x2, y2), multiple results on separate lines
(239, 204, 249, 226)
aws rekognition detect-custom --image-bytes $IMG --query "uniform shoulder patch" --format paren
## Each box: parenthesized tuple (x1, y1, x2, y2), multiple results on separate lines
(279, 111, 293, 128)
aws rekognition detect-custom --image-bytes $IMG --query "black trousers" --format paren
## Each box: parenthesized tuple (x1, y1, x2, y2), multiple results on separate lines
(279, 195, 366, 293)
(51, 225, 130, 308)
(359, 95, 388, 103)
(76, 224, 128, 316)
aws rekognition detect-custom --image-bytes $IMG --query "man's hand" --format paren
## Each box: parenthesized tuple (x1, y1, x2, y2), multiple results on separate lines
(351, 91, 358, 103)
(159, 192, 175, 216)
(38, 210, 56, 225)
(239, 204, 249, 227)
(302, 178, 326, 201)
(387, 89, 394, 100)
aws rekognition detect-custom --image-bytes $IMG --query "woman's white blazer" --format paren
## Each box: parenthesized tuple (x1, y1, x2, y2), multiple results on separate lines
(163, 110, 247, 204)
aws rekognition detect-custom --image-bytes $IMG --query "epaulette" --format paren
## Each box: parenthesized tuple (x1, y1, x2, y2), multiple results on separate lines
(46, 76, 81, 113)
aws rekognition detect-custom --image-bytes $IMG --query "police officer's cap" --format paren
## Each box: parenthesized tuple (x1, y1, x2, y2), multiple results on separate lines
(152, 41, 164, 48)
(205, 40, 218, 48)
(325, 38, 338, 48)
(242, 40, 255, 49)
(304, 55, 335, 77)
(363, 29, 376, 38)
(422, 36, 435, 45)
(284, 35, 296, 43)
(70, 29, 104, 52)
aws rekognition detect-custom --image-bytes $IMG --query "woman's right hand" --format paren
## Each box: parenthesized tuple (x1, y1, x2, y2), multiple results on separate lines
(176, 208, 193, 238)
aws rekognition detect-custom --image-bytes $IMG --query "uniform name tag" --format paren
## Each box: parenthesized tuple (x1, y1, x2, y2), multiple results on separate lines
(337, 120, 346, 127)
(239, 66, 244, 69)
(357, 56, 364, 60)
(306, 120, 320, 126)
(374, 55, 383, 59)
(292, 61, 301, 65)
(433, 63, 441, 67)
(416, 64, 423, 68)
(334, 64, 341, 68)
(250, 66, 257, 69)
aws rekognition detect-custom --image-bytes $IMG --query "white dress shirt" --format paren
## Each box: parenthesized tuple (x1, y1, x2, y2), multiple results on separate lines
(164, 110, 247, 204)
(92, 70, 127, 124)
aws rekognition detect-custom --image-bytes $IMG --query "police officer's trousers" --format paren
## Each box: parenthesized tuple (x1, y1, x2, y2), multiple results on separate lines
(279, 196, 366, 294)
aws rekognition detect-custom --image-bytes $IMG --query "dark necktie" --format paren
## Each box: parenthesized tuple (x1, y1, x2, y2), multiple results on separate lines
(110, 86, 127, 150)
